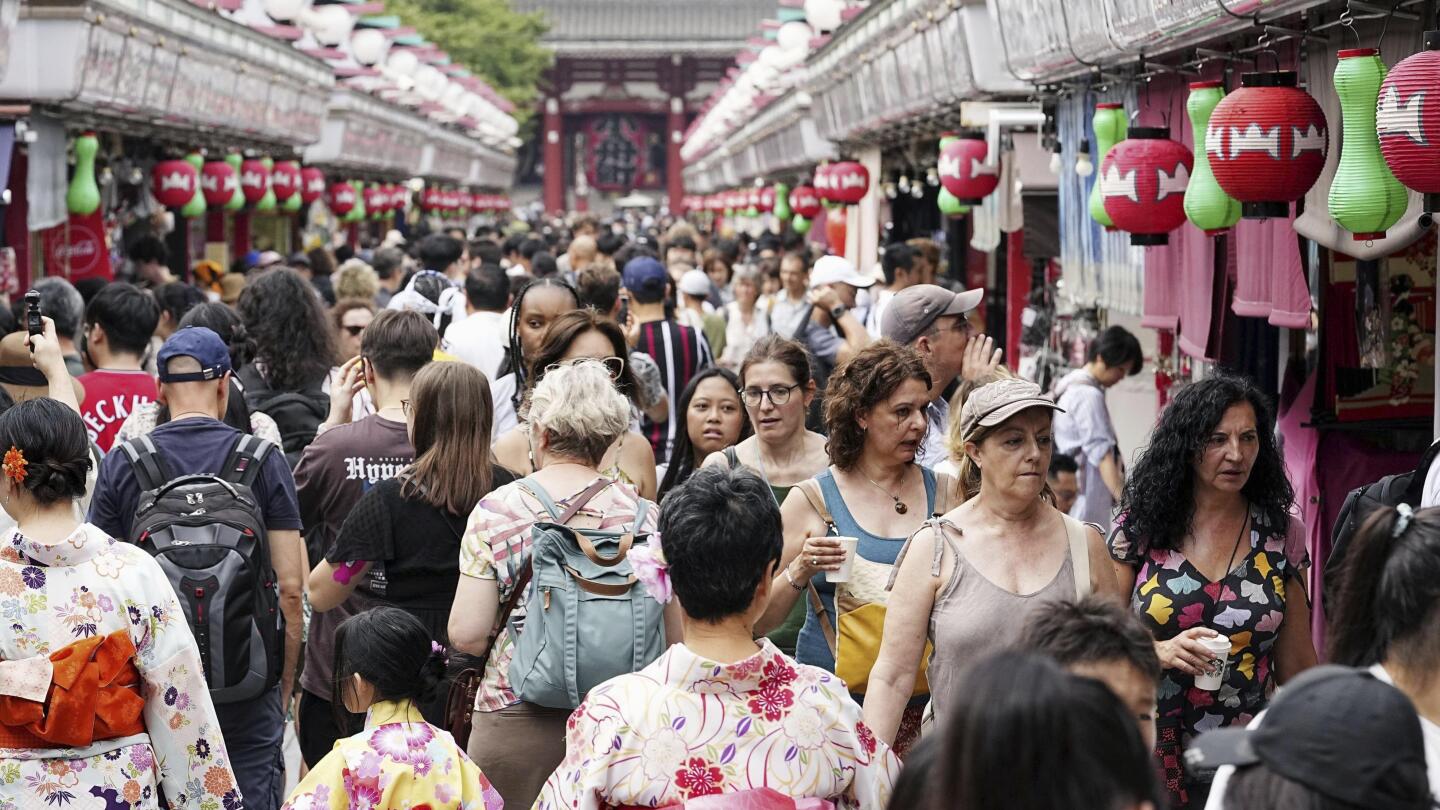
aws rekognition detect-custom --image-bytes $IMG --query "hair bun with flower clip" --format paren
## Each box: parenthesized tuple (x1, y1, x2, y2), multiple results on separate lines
(628, 531, 672, 604)
(3, 446, 27, 485)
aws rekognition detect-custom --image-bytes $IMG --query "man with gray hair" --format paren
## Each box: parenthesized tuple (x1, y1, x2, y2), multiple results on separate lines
(31, 277, 86, 376)
(371, 245, 406, 307)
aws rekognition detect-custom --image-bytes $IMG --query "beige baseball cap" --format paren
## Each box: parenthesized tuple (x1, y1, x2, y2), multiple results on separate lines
(958, 377, 1064, 440)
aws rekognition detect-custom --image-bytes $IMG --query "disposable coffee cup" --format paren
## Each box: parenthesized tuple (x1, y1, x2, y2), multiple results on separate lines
(1193, 634, 1231, 691)
(826, 537, 860, 583)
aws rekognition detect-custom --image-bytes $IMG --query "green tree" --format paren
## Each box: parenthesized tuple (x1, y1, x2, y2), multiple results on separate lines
(387, 0, 551, 123)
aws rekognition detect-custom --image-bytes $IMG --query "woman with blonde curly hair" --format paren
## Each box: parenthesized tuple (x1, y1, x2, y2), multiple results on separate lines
(753, 340, 939, 753)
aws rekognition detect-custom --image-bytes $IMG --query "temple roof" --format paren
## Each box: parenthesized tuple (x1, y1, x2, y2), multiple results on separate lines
(515, 0, 774, 56)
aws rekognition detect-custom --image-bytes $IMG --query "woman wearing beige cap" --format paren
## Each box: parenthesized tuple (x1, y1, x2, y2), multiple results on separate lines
(862, 377, 1126, 747)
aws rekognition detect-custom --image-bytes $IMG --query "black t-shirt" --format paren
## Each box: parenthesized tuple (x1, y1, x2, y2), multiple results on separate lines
(326, 468, 516, 623)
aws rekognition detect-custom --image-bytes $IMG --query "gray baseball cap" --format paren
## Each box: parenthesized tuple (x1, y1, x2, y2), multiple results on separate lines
(881, 283, 984, 345)
(958, 377, 1063, 441)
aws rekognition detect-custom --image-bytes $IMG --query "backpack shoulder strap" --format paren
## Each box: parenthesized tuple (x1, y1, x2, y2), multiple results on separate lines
(723, 446, 740, 469)
(118, 436, 171, 492)
(1402, 438, 1440, 504)
(220, 434, 277, 489)
(515, 477, 564, 521)
(630, 496, 652, 536)
(796, 478, 835, 534)
(517, 476, 613, 524)
(1062, 514, 1092, 599)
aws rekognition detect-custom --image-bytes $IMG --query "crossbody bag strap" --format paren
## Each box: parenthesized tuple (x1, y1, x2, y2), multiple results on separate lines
(1062, 514, 1092, 600)
(796, 478, 835, 533)
(806, 583, 837, 657)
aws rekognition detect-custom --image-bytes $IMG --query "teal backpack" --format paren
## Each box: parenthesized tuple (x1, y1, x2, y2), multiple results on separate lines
(504, 476, 665, 709)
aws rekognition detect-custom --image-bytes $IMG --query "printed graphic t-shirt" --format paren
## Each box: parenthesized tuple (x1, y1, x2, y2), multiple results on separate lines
(292, 414, 413, 699)
(77, 369, 159, 452)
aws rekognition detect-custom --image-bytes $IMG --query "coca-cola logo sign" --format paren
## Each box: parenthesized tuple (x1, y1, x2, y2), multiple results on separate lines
(43, 211, 112, 282)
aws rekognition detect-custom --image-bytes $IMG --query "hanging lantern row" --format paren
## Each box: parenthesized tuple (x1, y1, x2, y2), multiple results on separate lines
(149, 153, 418, 219)
(419, 188, 513, 215)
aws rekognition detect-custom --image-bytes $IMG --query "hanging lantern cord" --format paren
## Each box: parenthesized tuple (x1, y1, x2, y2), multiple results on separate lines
(1339, 2, 1362, 49)
(1253, 30, 1281, 73)
(1377, 0, 1404, 51)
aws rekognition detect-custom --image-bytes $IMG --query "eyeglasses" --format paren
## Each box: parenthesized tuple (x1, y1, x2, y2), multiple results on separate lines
(545, 356, 625, 380)
(341, 325, 366, 337)
(401, 399, 412, 417)
(740, 383, 802, 407)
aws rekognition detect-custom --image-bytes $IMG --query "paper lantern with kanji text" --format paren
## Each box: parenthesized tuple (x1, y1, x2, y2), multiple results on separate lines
(813, 164, 835, 202)
(240, 159, 270, 206)
(328, 182, 357, 216)
(201, 161, 238, 208)
(758, 186, 776, 213)
(271, 161, 302, 202)
(1100, 127, 1194, 246)
(152, 160, 198, 209)
(790, 185, 822, 219)
(827, 161, 869, 205)
(938, 132, 1000, 204)
(1208, 71, 1328, 218)
(300, 167, 326, 204)
(1378, 30, 1440, 213)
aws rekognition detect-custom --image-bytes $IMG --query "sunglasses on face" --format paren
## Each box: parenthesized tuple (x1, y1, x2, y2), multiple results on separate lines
(545, 356, 625, 380)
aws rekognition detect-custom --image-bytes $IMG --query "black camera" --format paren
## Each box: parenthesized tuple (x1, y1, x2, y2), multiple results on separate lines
(24, 290, 42, 338)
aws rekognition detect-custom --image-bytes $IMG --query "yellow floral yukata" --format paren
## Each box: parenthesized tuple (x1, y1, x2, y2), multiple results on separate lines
(534, 639, 900, 810)
(282, 699, 502, 810)
(0, 524, 237, 810)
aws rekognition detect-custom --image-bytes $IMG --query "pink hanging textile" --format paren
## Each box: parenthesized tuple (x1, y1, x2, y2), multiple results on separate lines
(1231, 217, 1311, 328)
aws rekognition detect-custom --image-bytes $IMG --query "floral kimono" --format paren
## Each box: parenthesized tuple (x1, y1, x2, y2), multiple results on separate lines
(534, 639, 900, 810)
(282, 699, 502, 810)
(0, 524, 236, 809)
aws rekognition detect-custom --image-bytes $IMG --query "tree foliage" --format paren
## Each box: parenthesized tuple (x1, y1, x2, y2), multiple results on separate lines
(387, 0, 551, 123)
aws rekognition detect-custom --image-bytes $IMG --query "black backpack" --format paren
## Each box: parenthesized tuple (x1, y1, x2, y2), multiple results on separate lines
(237, 364, 329, 468)
(1323, 439, 1440, 611)
(117, 434, 284, 704)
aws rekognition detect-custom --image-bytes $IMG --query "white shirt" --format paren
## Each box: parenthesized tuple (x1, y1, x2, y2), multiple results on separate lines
(865, 288, 894, 339)
(444, 309, 509, 379)
(489, 372, 519, 441)
(1204, 665, 1440, 808)
(1421, 440, 1440, 507)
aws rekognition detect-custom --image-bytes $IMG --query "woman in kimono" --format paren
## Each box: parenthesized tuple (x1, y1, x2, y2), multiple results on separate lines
(0, 331, 238, 810)
(534, 464, 901, 810)
(282, 607, 502, 810)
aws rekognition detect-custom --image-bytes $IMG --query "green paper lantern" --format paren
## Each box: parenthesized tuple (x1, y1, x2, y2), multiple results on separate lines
(746, 206, 759, 217)
(181, 152, 206, 218)
(224, 153, 245, 211)
(1330, 48, 1408, 240)
(792, 215, 811, 235)
(773, 182, 792, 221)
(1184, 82, 1241, 236)
(347, 180, 366, 222)
(283, 185, 303, 213)
(256, 157, 277, 213)
(66, 132, 101, 216)
(1088, 103, 1127, 228)
(938, 188, 971, 218)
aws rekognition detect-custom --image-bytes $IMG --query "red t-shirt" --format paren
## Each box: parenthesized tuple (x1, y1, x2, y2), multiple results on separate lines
(77, 369, 159, 452)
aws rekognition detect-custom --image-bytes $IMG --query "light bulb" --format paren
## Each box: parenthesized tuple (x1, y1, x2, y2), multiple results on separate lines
(897, 174, 911, 193)
(1048, 149, 1063, 175)
(926, 168, 939, 186)
(884, 182, 897, 199)
(1075, 138, 1093, 178)
(911, 183, 925, 199)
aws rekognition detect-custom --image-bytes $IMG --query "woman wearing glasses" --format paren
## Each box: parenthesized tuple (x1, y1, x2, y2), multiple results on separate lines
(491, 309, 658, 500)
(306, 361, 513, 723)
(703, 336, 829, 655)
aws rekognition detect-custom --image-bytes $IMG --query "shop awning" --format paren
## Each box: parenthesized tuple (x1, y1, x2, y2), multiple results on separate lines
(0, 0, 333, 146)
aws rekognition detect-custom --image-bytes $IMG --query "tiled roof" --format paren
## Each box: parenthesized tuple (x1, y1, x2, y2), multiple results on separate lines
(516, 0, 773, 52)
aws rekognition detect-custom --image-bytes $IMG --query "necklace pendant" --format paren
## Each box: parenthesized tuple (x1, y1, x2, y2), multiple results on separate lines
(893, 500, 908, 515)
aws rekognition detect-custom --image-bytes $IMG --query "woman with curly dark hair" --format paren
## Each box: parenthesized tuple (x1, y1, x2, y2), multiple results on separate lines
(236, 267, 337, 464)
(1109, 373, 1315, 808)
(752, 340, 939, 755)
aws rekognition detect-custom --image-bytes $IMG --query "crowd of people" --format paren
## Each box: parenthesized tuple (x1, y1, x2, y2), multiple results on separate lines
(0, 215, 1434, 810)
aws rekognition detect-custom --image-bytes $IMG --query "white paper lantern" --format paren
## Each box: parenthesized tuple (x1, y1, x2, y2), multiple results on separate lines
(351, 28, 388, 66)
(442, 82, 468, 115)
(803, 0, 843, 32)
(757, 46, 786, 69)
(416, 66, 446, 101)
(777, 21, 812, 53)
(385, 48, 419, 78)
(306, 3, 354, 47)
(263, 0, 309, 22)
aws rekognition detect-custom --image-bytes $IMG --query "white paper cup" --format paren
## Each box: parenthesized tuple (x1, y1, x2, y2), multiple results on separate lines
(1193, 634, 1231, 690)
(826, 536, 860, 583)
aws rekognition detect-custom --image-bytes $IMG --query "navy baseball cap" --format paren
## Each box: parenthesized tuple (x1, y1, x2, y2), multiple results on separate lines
(157, 326, 232, 383)
(622, 256, 668, 300)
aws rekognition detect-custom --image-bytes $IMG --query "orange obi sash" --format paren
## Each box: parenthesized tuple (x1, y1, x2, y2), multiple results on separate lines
(0, 630, 145, 749)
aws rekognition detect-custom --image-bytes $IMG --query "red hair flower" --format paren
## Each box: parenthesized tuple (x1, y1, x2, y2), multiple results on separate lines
(2, 446, 26, 484)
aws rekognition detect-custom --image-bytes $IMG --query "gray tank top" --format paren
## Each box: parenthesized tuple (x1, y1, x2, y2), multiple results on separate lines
(921, 515, 1088, 724)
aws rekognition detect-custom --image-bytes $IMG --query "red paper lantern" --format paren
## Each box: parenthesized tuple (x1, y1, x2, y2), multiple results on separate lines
(758, 186, 776, 212)
(827, 161, 870, 205)
(1208, 71, 1328, 218)
(390, 185, 409, 211)
(300, 168, 326, 204)
(364, 185, 387, 213)
(1379, 31, 1440, 212)
(824, 206, 847, 247)
(813, 164, 836, 202)
(152, 160, 197, 208)
(1100, 127, 1195, 246)
(200, 160, 237, 208)
(938, 132, 1000, 204)
(328, 182, 357, 216)
(271, 161, 302, 202)
(239, 159, 270, 205)
(790, 185, 822, 219)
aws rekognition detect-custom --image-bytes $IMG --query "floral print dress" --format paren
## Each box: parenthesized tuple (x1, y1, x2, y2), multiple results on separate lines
(0, 524, 236, 809)
(534, 639, 900, 810)
(281, 699, 502, 810)
(1110, 508, 1308, 807)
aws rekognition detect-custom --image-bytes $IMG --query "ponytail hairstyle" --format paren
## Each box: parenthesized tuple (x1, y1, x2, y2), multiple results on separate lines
(1329, 505, 1440, 675)
(331, 606, 447, 722)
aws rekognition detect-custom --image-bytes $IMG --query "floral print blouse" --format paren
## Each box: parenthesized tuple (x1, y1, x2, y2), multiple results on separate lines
(534, 639, 900, 810)
(0, 524, 236, 809)
(281, 699, 502, 810)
